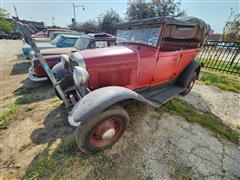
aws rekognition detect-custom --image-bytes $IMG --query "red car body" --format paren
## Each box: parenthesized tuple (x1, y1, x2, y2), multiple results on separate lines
(80, 45, 200, 91)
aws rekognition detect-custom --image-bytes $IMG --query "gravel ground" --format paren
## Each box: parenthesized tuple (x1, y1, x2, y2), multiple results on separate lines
(182, 83, 240, 127)
(0, 40, 239, 179)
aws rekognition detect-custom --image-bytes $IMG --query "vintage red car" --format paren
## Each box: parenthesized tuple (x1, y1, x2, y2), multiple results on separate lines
(16, 16, 209, 154)
(28, 33, 115, 81)
(50, 16, 209, 153)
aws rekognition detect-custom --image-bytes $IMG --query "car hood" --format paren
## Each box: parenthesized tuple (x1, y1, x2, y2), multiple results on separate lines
(23, 42, 56, 49)
(78, 45, 138, 68)
(40, 47, 78, 56)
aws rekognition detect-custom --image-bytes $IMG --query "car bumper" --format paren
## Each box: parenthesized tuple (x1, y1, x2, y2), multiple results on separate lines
(28, 67, 48, 82)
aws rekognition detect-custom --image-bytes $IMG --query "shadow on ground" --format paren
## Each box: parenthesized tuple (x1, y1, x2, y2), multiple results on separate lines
(13, 78, 54, 104)
(10, 61, 31, 75)
(30, 105, 74, 144)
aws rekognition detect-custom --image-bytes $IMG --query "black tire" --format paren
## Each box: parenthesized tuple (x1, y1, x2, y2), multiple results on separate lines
(75, 105, 129, 154)
(180, 72, 196, 96)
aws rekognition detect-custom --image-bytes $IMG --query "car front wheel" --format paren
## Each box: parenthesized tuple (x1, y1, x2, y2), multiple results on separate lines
(75, 105, 129, 154)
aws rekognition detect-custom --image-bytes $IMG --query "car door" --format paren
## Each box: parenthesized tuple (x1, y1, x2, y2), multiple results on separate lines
(151, 49, 182, 86)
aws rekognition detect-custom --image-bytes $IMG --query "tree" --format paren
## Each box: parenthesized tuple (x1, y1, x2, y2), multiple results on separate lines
(99, 9, 122, 34)
(0, 8, 14, 33)
(224, 14, 240, 42)
(76, 19, 100, 32)
(126, 0, 185, 20)
(126, 0, 154, 20)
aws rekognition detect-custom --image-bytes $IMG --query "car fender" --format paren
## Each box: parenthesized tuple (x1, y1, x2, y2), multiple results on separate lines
(176, 60, 201, 88)
(68, 86, 158, 127)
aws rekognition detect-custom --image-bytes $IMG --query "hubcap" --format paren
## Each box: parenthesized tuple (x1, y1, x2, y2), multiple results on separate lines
(89, 117, 123, 148)
(102, 128, 116, 139)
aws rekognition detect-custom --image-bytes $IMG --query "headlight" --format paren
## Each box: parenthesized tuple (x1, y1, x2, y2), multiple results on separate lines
(61, 54, 70, 69)
(73, 66, 89, 88)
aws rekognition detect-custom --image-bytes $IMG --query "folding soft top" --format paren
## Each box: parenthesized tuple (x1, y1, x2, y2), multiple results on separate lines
(115, 16, 210, 30)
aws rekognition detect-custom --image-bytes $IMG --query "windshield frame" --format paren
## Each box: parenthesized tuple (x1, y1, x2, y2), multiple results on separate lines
(116, 25, 162, 48)
(74, 35, 91, 50)
(51, 35, 62, 45)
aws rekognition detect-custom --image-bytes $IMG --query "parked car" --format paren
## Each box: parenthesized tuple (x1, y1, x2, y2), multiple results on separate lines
(0, 31, 21, 39)
(18, 16, 209, 154)
(0, 31, 8, 39)
(50, 16, 210, 153)
(28, 33, 115, 81)
(22, 34, 81, 59)
(49, 31, 81, 40)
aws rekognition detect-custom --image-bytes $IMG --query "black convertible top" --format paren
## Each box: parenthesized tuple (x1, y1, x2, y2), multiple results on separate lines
(115, 16, 210, 30)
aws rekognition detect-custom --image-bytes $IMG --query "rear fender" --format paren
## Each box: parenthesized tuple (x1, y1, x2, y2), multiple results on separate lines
(68, 86, 158, 127)
(176, 60, 201, 88)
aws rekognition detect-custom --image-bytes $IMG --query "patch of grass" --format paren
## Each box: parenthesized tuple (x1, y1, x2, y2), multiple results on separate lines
(200, 71, 240, 93)
(23, 136, 80, 179)
(54, 136, 78, 155)
(0, 103, 18, 129)
(237, 124, 240, 129)
(23, 151, 54, 180)
(158, 98, 240, 144)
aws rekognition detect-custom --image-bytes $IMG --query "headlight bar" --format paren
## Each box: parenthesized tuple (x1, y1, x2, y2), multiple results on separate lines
(14, 20, 70, 108)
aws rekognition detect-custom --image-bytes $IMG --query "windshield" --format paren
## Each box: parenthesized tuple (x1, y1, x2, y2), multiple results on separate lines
(74, 36, 91, 50)
(116, 26, 161, 47)
(51, 35, 62, 45)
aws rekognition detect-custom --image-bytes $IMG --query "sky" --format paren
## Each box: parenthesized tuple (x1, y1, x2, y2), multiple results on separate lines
(1, 0, 240, 33)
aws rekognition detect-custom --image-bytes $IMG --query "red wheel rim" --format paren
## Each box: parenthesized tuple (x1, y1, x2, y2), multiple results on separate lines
(89, 117, 123, 148)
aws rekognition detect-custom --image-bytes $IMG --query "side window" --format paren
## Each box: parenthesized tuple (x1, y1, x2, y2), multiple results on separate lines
(91, 41, 108, 48)
(161, 25, 201, 51)
(62, 38, 75, 47)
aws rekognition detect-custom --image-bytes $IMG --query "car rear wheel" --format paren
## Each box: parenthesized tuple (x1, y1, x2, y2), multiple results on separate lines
(75, 105, 129, 154)
(180, 72, 196, 96)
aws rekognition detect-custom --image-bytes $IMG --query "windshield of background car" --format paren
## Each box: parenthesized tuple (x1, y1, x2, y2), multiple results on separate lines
(116, 26, 161, 47)
(74, 36, 91, 50)
(51, 35, 62, 45)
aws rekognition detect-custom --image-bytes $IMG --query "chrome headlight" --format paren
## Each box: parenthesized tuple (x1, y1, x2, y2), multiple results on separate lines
(61, 54, 70, 69)
(73, 66, 89, 88)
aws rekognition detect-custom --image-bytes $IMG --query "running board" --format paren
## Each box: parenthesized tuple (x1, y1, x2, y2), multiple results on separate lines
(138, 85, 185, 107)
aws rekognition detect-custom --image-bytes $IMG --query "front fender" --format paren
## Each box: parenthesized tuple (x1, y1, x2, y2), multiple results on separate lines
(68, 86, 158, 127)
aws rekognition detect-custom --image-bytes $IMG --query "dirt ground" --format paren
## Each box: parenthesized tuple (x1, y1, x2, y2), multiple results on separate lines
(0, 40, 239, 179)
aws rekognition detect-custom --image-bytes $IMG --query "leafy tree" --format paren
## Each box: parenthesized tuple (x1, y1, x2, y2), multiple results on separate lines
(76, 19, 100, 32)
(99, 9, 122, 34)
(126, 0, 185, 20)
(126, 0, 155, 20)
(0, 8, 14, 33)
(224, 14, 240, 42)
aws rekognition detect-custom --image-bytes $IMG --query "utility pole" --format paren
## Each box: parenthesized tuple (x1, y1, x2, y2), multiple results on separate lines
(72, 3, 84, 30)
(220, 8, 234, 41)
(13, 3, 19, 20)
(52, 17, 55, 27)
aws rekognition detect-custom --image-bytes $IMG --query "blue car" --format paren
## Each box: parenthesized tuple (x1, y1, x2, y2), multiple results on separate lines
(22, 34, 81, 59)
